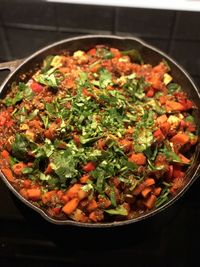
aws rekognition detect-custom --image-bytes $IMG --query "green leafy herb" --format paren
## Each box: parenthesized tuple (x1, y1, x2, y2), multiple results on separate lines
(98, 68, 112, 89)
(41, 115, 49, 129)
(155, 188, 170, 208)
(134, 129, 154, 152)
(34, 67, 60, 87)
(12, 134, 31, 160)
(96, 47, 113, 59)
(41, 55, 54, 73)
(160, 146, 182, 163)
(185, 115, 195, 123)
(22, 167, 34, 174)
(51, 149, 79, 181)
(82, 183, 94, 192)
(105, 205, 128, 216)
(167, 83, 181, 94)
(4, 82, 33, 106)
(28, 109, 39, 120)
(109, 189, 117, 207)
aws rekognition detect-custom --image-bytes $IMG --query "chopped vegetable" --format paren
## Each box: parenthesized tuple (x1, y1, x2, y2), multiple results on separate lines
(0, 44, 197, 224)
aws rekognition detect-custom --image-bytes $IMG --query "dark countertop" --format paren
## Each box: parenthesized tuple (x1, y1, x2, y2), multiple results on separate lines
(1, 175, 200, 267)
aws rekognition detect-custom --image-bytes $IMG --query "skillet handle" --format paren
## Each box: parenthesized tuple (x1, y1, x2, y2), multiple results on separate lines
(0, 59, 24, 72)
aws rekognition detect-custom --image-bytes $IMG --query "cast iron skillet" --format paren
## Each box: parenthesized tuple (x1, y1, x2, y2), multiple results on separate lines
(0, 35, 200, 228)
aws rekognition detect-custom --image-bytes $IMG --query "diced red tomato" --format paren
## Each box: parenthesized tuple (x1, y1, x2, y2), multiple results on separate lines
(51, 207, 62, 215)
(6, 120, 14, 127)
(0, 115, 6, 126)
(153, 128, 165, 142)
(186, 122, 196, 132)
(159, 95, 167, 104)
(82, 162, 96, 172)
(88, 48, 96, 56)
(31, 82, 44, 93)
(1, 150, 10, 161)
(146, 87, 155, 97)
(173, 168, 185, 179)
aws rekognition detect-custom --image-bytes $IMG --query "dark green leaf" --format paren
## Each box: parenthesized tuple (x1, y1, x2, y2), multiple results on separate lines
(96, 47, 113, 59)
(41, 55, 54, 73)
(12, 134, 29, 160)
(167, 83, 181, 94)
(34, 68, 59, 87)
(160, 146, 182, 163)
(121, 49, 143, 64)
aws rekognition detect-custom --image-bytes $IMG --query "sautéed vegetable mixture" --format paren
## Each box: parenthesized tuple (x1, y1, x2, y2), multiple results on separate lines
(0, 45, 198, 223)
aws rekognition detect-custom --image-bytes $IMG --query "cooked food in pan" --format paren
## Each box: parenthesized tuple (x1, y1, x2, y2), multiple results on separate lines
(0, 45, 198, 223)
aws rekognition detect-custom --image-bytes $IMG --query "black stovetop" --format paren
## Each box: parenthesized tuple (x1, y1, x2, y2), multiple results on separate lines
(0, 174, 200, 267)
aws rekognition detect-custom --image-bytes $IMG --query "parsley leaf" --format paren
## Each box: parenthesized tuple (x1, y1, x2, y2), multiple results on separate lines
(4, 82, 33, 106)
(51, 149, 79, 182)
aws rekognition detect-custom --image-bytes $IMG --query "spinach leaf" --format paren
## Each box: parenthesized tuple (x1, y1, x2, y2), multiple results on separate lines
(121, 49, 143, 64)
(160, 146, 182, 163)
(12, 134, 30, 160)
(34, 67, 60, 87)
